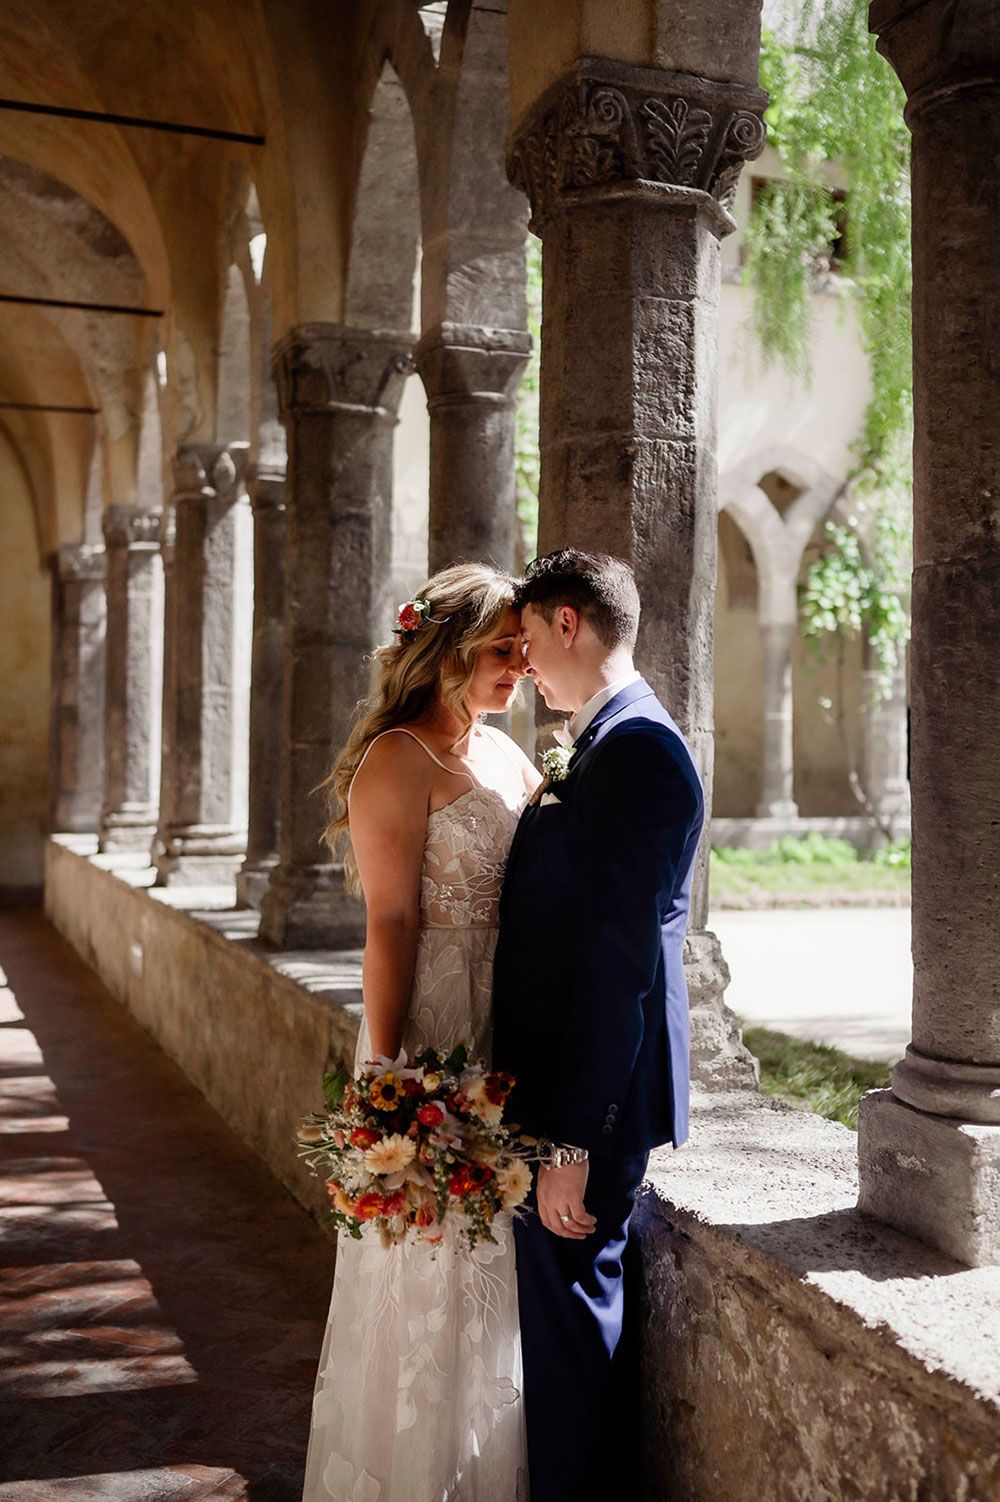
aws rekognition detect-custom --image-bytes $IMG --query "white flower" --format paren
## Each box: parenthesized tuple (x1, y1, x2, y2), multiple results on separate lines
(541, 746, 573, 782)
(465, 1078, 503, 1127)
(496, 1159, 533, 1208)
(363, 1134, 417, 1175)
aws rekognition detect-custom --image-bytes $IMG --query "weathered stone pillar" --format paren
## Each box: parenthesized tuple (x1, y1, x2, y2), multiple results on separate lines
(154, 443, 251, 886)
(860, 651, 910, 835)
(151, 504, 178, 868)
(858, 0, 1000, 1265)
(49, 543, 106, 832)
(415, 323, 530, 572)
(757, 619, 798, 819)
(99, 509, 163, 851)
(259, 325, 410, 949)
(508, 58, 767, 1088)
(236, 459, 287, 910)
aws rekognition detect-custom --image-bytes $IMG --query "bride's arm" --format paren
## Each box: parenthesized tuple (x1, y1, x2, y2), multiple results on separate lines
(349, 736, 430, 1060)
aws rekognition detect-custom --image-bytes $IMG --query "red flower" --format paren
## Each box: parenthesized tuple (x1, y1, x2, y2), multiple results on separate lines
(402, 1078, 423, 1096)
(417, 1103, 445, 1128)
(381, 1191, 406, 1216)
(484, 1071, 515, 1106)
(350, 1127, 379, 1150)
(354, 1191, 385, 1220)
(448, 1162, 494, 1197)
(398, 603, 420, 632)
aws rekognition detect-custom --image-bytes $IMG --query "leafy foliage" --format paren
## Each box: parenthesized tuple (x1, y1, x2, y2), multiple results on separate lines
(745, 3, 913, 689)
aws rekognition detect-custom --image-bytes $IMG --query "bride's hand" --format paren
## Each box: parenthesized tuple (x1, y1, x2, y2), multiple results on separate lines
(537, 1161, 596, 1240)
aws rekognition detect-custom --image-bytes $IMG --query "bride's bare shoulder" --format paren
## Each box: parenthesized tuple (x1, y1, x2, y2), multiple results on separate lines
(350, 728, 434, 803)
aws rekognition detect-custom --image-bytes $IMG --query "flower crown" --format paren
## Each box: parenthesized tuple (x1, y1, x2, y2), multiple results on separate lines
(393, 596, 451, 639)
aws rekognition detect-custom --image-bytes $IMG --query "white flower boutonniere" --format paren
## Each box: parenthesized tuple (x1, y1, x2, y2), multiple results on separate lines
(540, 745, 574, 783)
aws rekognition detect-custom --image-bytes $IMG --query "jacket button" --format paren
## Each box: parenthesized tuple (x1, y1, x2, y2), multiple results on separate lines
(602, 1124, 613, 1135)
(609, 1103, 618, 1115)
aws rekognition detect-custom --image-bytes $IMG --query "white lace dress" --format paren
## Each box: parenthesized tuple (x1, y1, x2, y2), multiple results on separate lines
(302, 732, 529, 1502)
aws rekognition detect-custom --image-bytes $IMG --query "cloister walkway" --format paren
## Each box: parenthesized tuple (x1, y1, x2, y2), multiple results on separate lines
(0, 903, 333, 1501)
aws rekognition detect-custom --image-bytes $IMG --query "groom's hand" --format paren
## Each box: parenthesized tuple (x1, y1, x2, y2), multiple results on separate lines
(537, 1161, 596, 1239)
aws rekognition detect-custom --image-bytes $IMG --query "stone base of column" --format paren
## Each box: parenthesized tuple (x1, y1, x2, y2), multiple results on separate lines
(685, 929, 760, 1090)
(258, 862, 365, 950)
(858, 1090, 1000, 1267)
(755, 798, 799, 820)
(153, 825, 247, 887)
(99, 807, 159, 854)
(235, 857, 278, 912)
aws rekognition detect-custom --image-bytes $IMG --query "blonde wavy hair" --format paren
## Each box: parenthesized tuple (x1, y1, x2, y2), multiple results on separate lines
(322, 562, 518, 892)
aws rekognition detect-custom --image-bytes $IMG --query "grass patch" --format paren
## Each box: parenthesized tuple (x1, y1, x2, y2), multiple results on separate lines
(741, 1024, 891, 1130)
(711, 835, 911, 898)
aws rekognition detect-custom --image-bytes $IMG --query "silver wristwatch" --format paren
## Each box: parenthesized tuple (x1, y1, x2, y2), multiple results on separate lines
(536, 1139, 589, 1169)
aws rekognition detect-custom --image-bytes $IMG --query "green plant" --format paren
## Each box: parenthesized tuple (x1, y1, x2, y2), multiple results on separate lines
(741, 1024, 891, 1129)
(746, 5, 912, 700)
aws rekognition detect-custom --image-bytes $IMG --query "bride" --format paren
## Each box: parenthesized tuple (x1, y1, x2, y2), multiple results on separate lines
(302, 563, 541, 1502)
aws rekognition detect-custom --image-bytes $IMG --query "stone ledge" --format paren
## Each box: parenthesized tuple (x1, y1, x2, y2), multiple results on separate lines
(641, 1091, 1000, 1497)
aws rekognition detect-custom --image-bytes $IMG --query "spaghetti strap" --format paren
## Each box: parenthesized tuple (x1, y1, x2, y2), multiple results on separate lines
(348, 727, 475, 806)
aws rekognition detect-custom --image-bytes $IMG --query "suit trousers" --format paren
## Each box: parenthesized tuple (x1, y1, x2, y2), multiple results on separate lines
(513, 1149, 650, 1502)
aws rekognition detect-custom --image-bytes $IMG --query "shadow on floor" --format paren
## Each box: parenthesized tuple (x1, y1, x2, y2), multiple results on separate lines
(0, 905, 334, 1500)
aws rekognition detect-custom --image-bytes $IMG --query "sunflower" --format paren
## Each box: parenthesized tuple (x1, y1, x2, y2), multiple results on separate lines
(369, 1073, 403, 1111)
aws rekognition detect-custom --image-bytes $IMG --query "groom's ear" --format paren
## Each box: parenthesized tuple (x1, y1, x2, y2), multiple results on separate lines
(557, 604, 581, 647)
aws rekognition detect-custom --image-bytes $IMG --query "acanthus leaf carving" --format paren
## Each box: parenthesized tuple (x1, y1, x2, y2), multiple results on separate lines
(507, 63, 767, 229)
(643, 97, 713, 186)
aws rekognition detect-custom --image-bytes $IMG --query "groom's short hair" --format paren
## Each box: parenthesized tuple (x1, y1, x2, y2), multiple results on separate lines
(516, 549, 640, 650)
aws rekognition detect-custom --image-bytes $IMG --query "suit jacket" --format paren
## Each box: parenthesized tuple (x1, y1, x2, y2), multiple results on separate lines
(492, 678, 704, 1158)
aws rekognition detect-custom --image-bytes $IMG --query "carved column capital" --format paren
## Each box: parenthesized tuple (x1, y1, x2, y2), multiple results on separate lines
(415, 323, 533, 409)
(506, 56, 767, 232)
(54, 542, 106, 582)
(246, 460, 287, 514)
(171, 442, 250, 505)
(102, 507, 164, 551)
(272, 323, 415, 422)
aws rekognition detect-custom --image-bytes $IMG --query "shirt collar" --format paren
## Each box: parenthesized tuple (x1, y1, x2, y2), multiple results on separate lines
(569, 671, 642, 742)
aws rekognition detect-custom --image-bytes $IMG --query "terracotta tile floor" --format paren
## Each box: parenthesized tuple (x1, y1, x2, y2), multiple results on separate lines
(0, 905, 334, 1501)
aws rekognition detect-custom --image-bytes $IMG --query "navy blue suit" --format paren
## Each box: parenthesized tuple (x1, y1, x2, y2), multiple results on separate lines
(492, 678, 704, 1501)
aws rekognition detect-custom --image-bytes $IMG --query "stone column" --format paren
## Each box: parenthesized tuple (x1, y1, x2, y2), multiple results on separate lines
(756, 620, 799, 820)
(49, 543, 106, 832)
(860, 651, 910, 835)
(236, 459, 287, 910)
(151, 504, 178, 869)
(259, 325, 411, 949)
(415, 323, 531, 573)
(508, 58, 767, 1088)
(99, 509, 163, 852)
(858, 0, 1000, 1265)
(154, 443, 251, 886)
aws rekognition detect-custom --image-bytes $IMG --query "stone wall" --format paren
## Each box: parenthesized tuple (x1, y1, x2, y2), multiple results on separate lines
(45, 835, 360, 1219)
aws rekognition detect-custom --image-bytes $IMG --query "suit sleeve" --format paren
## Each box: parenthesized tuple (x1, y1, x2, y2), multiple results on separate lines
(547, 726, 702, 1155)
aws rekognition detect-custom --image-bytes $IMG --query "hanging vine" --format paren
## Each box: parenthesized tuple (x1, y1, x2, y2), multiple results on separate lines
(744, 1, 912, 690)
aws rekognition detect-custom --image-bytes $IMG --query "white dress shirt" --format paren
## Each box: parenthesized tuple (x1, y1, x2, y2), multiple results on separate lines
(569, 671, 642, 742)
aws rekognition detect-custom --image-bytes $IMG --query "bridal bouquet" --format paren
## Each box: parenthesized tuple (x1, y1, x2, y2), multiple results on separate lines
(297, 1044, 533, 1249)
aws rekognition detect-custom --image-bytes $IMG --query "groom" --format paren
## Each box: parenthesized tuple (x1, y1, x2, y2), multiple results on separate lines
(493, 549, 704, 1502)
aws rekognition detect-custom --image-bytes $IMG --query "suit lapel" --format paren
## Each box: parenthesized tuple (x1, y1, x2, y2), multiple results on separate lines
(501, 678, 656, 903)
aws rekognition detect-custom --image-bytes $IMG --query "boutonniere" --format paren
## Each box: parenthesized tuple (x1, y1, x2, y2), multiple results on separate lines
(540, 745, 573, 783)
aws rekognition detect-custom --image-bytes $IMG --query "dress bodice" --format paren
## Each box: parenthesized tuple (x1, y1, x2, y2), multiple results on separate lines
(421, 783, 525, 929)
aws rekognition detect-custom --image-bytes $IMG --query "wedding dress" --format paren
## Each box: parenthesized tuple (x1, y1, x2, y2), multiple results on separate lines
(302, 727, 530, 1502)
